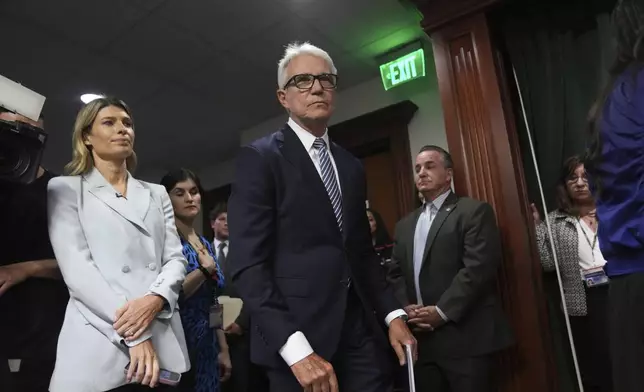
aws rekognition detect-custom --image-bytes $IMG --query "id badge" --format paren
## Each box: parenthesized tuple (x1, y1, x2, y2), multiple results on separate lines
(209, 304, 223, 329)
(582, 267, 609, 287)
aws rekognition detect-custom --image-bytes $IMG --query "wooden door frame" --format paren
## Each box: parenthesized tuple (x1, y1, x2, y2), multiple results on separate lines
(408, 0, 558, 391)
(329, 100, 418, 219)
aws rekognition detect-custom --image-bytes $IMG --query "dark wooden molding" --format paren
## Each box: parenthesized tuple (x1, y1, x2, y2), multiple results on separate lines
(329, 100, 418, 217)
(329, 100, 418, 148)
(409, 0, 502, 32)
(429, 11, 556, 392)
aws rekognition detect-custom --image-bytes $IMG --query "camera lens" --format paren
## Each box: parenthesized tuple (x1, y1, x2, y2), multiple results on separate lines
(0, 119, 45, 184)
(0, 128, 31, 178)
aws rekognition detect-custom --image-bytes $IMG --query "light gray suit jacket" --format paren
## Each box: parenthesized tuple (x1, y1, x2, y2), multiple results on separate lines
(47, 168, 190, 392)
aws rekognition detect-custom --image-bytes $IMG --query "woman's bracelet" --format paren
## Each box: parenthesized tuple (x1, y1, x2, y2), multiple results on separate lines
(198, 265, 212, 280)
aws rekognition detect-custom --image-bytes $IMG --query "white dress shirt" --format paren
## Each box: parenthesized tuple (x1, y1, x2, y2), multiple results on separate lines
(413, 190, 450, 320)
(213, 238, 229, 258)
(281, 118, 406, 366)
(576, 219, 606, 274)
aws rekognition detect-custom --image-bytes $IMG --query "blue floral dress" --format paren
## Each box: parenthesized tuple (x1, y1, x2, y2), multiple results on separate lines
(179, 237, 225, 392)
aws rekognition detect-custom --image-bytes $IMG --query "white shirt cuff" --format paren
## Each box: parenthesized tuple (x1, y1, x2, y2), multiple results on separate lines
(436, 306, 449, 321)
(279, 331, 314, 366)
(385, 309, 407, 326)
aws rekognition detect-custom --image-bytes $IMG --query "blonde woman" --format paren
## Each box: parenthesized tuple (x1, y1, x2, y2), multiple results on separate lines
(47, 97, 190, 391)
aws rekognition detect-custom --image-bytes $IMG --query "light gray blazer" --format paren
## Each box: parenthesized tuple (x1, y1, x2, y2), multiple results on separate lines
(535, 210, 588, 316)
(47, 168, 190, 392)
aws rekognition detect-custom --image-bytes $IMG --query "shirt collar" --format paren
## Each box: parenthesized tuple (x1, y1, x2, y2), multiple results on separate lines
(424, 189, 451, 212)
(213, 238, 228, 247)
(288, 117, 330, 152)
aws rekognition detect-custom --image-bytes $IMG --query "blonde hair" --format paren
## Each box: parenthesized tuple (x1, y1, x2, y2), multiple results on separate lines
(65, 97, 137, 176)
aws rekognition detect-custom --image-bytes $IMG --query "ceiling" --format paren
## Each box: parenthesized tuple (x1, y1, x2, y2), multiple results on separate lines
(0, 0, 424, 174)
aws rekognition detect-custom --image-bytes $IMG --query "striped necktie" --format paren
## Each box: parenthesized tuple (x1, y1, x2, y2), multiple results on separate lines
(313, 138, 343, 231)
(217, 242, 227, 273)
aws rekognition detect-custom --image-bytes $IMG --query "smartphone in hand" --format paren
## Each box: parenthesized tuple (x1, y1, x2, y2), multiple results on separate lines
(124, 363, 182, 386)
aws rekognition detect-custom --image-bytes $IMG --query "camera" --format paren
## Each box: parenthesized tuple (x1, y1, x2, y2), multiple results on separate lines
(0, 74, 47, 184)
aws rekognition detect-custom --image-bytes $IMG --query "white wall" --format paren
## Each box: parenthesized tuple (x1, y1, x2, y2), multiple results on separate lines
(197, 48, 447, 191)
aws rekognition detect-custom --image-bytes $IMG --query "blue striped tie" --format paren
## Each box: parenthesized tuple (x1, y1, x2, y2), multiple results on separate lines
(313, 138, 343, 231)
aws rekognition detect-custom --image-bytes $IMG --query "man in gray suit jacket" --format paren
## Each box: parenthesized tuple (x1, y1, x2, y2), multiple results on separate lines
(389, 145, 513, 392)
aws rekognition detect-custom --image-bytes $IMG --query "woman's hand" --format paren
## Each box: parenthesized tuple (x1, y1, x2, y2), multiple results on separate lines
(224, 322, 243, 336)
(218, 349, 232, 382)
(114, 295, 165, 341)
(530, 203, 542, 224)
(127, 339, 160, 387)
(197, 251, 218, 275)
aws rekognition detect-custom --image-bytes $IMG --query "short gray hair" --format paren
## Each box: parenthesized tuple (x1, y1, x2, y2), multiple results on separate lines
(419, 145, 453, 169)
(277, 42, 337, 88)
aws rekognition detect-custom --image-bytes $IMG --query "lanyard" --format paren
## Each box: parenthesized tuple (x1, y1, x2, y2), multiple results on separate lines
(577, 217, 598, 261)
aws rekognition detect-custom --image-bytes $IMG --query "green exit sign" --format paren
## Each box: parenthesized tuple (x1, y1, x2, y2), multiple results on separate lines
(379, 48, 426, 91)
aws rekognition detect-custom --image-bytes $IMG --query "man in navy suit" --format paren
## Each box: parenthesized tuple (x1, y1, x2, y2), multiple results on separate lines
(228, 42, 416, 392)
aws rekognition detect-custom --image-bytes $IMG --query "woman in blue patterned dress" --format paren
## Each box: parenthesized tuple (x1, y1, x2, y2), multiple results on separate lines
(160, 169, 232, 392)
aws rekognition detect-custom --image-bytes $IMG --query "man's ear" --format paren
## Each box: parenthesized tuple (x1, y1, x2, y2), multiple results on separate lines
(277, 89, 289, 110)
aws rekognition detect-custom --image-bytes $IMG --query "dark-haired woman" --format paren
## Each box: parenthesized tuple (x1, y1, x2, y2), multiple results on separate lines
(585, 1, 644, 390)
(532, 156, 611, 392)
(160, 169, 231, 392)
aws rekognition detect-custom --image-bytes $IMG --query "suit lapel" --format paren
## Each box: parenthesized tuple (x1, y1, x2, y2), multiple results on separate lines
(421, 192, 458, 264)
(278, 125, 340, 233)
(127, 175, 151, 222)
(84, 168, 150, 235)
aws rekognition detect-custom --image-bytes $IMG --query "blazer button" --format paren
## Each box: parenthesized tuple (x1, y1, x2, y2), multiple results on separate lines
(148, 263, 157, 271)
(121, 265, 131, 273)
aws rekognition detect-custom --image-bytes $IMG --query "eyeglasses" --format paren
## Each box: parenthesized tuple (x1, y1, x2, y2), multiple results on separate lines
(283, 73, 338, 90)
(566, 175, 588, 184)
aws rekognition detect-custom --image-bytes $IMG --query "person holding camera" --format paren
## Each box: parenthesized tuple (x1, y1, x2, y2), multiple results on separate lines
(46, 97, 190, 392)
(0, 110, 68, 392)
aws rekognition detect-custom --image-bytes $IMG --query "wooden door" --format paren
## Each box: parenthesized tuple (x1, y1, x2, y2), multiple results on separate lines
(362, 150, 398, 237)
(329, 100, 418, 224)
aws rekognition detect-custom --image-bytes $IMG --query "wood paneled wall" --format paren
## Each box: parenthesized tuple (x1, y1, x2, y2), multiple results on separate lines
(409, 1, 558, 390)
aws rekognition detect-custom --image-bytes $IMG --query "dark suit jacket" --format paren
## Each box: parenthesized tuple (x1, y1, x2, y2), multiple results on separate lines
(390, 192, 513, 359)
(228, 125, 400, 368)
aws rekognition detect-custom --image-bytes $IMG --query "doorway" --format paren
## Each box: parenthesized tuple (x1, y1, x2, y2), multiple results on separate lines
(361, 149, 398, 238)
(329, 100, 419, 225)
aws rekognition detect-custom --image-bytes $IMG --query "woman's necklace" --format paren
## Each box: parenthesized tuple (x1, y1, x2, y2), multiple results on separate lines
(581, 210, 598, 232)
(183, 232, 206, 255)
(189, 239, 207, 254)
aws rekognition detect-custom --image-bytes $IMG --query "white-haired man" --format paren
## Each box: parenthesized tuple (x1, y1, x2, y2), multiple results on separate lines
(228, 42, 417, 392)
